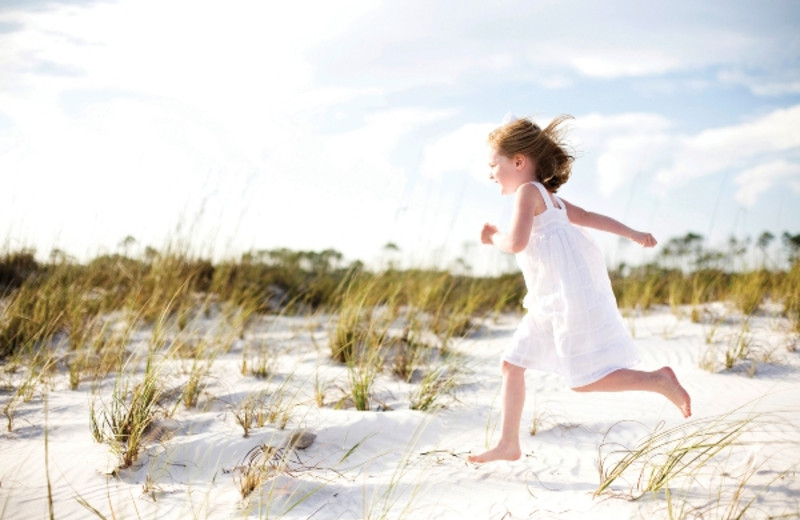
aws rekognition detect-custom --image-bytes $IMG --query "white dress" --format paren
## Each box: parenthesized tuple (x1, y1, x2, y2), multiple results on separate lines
(502, 182, 640, 387)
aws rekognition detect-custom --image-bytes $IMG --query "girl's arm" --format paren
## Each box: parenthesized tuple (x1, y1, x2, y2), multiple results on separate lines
(561, 198, 657, 247)
(481, 183, 538, 253)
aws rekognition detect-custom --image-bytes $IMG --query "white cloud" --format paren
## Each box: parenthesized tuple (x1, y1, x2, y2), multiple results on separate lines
(734, 160, 800, 207)
(567, 106, 800, 208)
(296, 0, 800, 93)
(575, 112, 673, 132)
(0, 0, 394, 259)
(0, 95, 253, 255)
(564, 47, 681, 78)
(420, 122, 496, 182)
(571, 113, 673, 196)
(6, 0, 792, 105)
(0, 0, 378, 128)
(718, 70, 800, 96)
(325, 108, 454, 176)
(654, 105, 800, 188)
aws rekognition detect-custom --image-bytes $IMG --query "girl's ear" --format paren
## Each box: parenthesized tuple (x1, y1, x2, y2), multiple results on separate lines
(514, 154, 526, 169)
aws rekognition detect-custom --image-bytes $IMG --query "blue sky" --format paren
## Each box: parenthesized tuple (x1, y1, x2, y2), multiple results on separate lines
(1, 0, 799, 274)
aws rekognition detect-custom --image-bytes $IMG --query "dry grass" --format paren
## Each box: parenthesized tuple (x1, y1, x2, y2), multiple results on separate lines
(409, 357, 460, 412)
(1, 239, 799, 517)
(99, 353, 165, 469)
(595, 411, 760, 499)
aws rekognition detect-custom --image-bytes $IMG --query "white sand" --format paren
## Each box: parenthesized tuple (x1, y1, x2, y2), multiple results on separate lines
(2, 304, 799, 519)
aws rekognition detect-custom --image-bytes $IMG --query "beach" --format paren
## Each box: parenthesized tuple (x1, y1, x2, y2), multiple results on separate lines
(2, 303, 799, 519)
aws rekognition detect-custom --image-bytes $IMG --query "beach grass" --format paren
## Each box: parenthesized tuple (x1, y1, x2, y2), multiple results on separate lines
(1, 234, 800, 518)
(95, 350, 166, 469)
(595, 412, 757, 499)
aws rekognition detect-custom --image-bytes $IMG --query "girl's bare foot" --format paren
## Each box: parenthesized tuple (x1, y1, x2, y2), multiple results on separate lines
(467, 443, 521, 464)
(658, 367, 692, 418)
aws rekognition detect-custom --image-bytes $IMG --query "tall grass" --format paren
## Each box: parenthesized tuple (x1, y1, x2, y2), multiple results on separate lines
(2, 230, 798, 357)
(2, 238, 798, 421)
(596, 407, 800, 520)
(595, 412, 758, 499)
(781, 261, 800, 333)
(408, 360, 459, 412)
(94, 351, 165, 469)
(346, 354, 383, 411)
(1, 233, 799, 518)
(328, 277, 393, 365)
(233, 378, 299, 437)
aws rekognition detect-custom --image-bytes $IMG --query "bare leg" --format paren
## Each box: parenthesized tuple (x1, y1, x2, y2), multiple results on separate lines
(572, 367, 691, 418)
(468, 361, 526, 463)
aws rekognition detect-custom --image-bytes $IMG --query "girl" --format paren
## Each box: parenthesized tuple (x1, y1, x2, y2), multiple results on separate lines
(469, 115, 691, 464)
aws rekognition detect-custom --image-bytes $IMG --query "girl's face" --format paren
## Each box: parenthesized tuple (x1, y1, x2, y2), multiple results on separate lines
(487, 147, 523, 195)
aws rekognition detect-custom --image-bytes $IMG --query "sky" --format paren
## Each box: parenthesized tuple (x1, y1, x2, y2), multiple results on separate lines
(1, 0, 799, 275)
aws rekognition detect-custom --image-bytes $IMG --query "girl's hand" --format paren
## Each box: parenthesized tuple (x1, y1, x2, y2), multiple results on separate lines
(481, 223, 499, 245)
(632, 231, 657, 248)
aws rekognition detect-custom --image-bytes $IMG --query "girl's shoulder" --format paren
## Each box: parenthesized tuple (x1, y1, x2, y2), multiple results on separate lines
(515, 182, 548, 216)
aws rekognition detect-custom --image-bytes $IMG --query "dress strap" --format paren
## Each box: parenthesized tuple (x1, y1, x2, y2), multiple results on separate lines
(530, 181, 555, 210)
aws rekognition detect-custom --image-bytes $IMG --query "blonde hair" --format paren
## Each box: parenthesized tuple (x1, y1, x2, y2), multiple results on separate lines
(487, 115, 574, 192)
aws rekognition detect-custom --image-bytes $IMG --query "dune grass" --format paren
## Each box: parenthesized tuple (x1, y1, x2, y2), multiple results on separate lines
(94, 350, 166, 469)
(595, 413, 757, 499)
(2, 233, 798, 368)
(1, 234, 799, 517)
(595, 404, 800, 519)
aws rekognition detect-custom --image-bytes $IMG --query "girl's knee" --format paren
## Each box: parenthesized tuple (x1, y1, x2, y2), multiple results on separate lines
(501, 360, 525, 376)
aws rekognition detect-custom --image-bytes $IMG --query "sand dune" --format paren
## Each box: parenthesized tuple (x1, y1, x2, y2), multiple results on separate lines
(1, 305, 799, 519)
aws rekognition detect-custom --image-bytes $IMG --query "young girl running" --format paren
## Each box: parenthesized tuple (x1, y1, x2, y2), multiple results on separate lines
(469, 115, 691, 464)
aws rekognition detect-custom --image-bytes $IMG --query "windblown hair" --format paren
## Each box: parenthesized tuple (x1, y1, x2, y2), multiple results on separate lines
(487, 115, 575, 192)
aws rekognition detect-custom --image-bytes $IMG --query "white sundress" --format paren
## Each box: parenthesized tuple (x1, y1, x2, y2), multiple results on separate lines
(503, 181, 640, 388)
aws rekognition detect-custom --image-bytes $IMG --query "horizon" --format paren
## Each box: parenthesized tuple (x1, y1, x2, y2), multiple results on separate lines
(1, 1, 799, 275)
